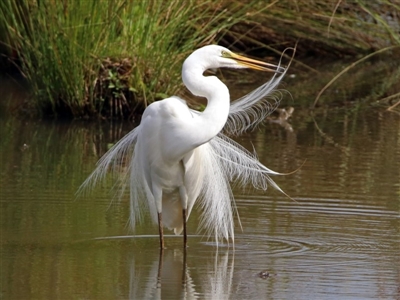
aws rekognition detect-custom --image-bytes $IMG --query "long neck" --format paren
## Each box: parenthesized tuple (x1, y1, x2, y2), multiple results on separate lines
(182, 64, 230, 146)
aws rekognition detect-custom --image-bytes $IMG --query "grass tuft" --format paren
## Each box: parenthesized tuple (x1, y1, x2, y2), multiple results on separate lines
(0, 0, 253, 119)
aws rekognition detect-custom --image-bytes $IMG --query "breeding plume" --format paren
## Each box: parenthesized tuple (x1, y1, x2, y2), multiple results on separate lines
(81, 45, 290, 248)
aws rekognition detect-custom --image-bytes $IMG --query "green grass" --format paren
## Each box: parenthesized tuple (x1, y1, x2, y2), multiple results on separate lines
(0, 0, 253, 119)
(1, 0, 399, 118)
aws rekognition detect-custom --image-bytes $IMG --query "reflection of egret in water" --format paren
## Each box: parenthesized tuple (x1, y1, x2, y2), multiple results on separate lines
(128, 248, 234, 299)
(129, 249, 195, 299)
(205, 250, 234, 299)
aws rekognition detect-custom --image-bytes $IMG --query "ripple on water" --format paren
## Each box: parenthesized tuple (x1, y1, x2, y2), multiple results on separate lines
(229, 194, 398, 268)
(279, 197, 399, 218)
(237, 195, 399, 218)
(233, 235, 311, 256)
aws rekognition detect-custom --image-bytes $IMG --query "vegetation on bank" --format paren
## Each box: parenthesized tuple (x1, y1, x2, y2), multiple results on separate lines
(0, 0, 399, 119)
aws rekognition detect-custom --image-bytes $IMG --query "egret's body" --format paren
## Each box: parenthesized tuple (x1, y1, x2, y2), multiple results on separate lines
(81, 45, 290, 248)
(136, 97, 207, 240)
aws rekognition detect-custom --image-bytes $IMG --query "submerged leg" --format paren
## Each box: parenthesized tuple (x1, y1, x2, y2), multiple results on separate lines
(181, 244, 187, 286)
(157, 244, 164, 288)
(156, 244, 164, 295)
(158, 212, 165, 249)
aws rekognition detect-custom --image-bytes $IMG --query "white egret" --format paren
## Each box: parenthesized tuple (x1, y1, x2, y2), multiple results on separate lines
(81, 45, 291, 248)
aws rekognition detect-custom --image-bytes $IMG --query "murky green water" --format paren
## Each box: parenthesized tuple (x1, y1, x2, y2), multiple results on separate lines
(1, 85, 399, 298)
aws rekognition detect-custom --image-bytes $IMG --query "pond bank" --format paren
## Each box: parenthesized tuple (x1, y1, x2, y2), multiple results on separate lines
(1, 0, 399, 119)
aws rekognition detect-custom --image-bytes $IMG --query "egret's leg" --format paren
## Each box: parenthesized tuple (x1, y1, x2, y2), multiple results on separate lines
(182, 208, 187, 247)
(157, 212, 165, 249)
(179, 186, 189, 248)
(152, 183, 164, 249)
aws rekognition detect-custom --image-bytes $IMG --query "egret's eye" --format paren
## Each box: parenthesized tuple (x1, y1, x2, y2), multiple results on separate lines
(221, 50, 231, 58)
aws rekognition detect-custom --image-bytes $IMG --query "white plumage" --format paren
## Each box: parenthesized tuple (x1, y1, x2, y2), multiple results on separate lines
(80, 45, 290, 247)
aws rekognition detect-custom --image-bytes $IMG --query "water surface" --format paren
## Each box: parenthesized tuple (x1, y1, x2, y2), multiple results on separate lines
(1, 83, 399, 299)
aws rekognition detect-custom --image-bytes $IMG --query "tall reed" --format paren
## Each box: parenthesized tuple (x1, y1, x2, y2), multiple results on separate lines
(0, 0, 253, 118)
(230, 0, 400, 56)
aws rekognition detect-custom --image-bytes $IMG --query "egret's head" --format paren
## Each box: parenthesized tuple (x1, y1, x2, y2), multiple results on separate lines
(186, 45, 285, 73)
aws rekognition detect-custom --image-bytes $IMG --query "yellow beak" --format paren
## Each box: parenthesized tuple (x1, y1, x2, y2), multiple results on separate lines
(230, 52, 285, 73)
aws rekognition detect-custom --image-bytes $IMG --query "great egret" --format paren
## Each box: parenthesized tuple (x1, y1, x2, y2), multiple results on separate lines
(81, 45, 290, 248)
